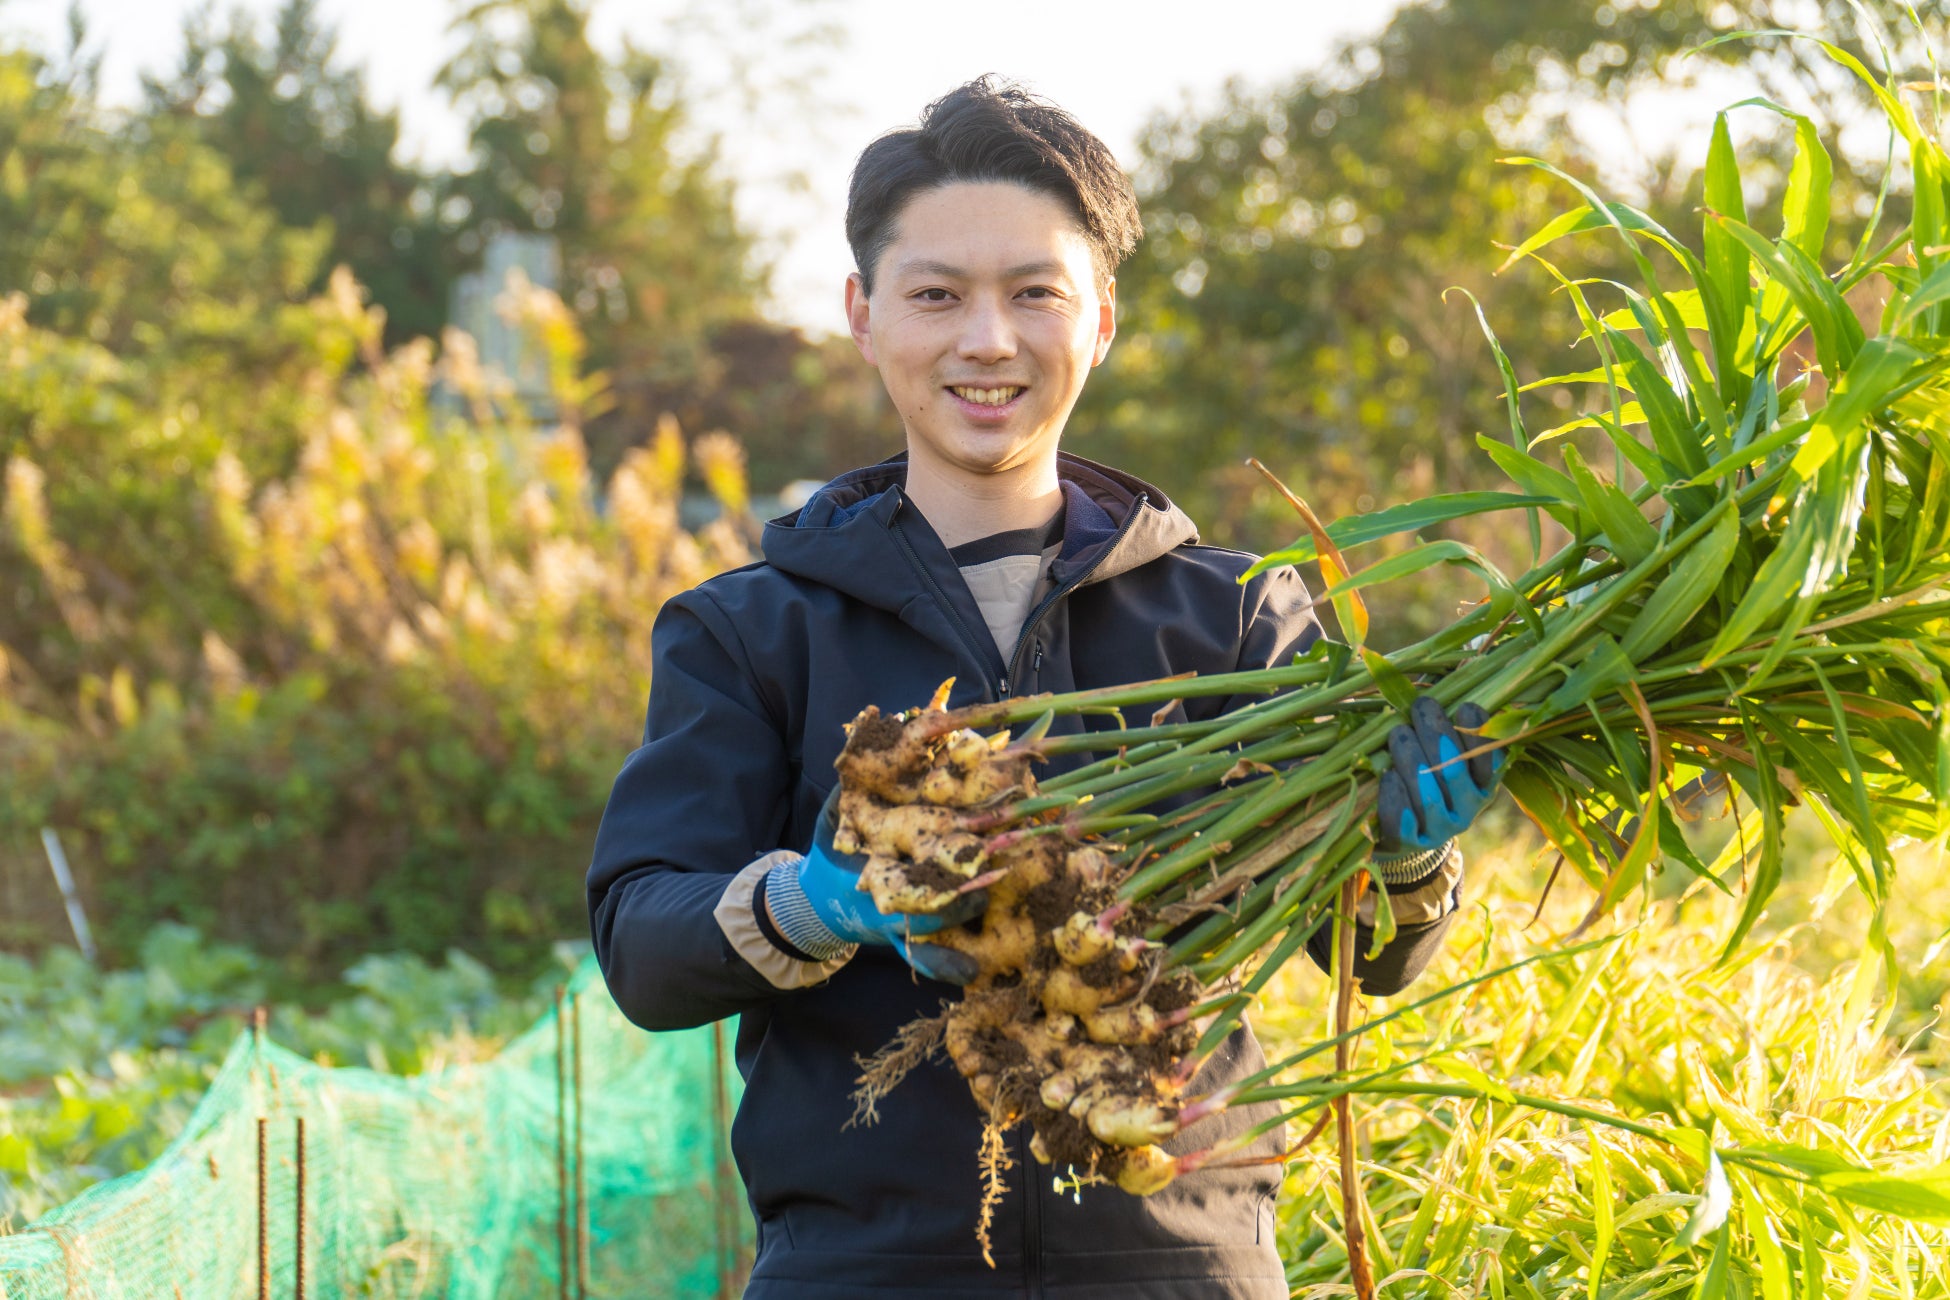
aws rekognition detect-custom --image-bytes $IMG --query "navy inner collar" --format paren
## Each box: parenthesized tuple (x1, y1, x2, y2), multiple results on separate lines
(947, 509, 1066, 568)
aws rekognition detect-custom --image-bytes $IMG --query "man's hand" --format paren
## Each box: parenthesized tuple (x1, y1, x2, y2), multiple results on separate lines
(763, 787, 985, 984)
(1373, 696, 1505, 884)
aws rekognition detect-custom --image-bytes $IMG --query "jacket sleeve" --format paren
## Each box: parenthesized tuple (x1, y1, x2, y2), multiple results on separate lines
(1228, 565, 1461, 997)
(587, 587, 814, 1031)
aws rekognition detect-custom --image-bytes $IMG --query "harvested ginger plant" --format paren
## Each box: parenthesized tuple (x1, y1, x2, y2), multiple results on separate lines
(836, 63, 1950, 1283)
(834, 694, 1222, 1216)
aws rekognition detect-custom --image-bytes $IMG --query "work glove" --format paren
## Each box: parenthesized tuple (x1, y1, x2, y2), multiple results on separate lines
(1372, 695, 1505, 887)
(763, 787, 986, 985)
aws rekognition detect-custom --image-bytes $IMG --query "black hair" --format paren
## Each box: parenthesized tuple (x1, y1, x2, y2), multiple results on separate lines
(845, 75, 1142, 295)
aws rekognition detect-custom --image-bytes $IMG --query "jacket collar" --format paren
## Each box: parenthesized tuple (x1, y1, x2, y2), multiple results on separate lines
(761, 450, 1199, 614)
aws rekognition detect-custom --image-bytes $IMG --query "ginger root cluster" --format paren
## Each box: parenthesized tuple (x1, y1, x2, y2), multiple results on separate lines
(834, 692, 1209, 1203)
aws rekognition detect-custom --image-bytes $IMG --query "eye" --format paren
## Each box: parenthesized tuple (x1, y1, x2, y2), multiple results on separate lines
(1019, 286, 1059, 300)
(913, 287, 954, 303)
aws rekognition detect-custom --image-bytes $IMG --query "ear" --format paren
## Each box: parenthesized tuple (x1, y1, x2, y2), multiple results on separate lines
(845, 272, 877, 366)
(1091, 278, 1118, 367)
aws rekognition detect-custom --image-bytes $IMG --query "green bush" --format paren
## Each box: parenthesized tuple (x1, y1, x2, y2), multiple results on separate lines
(0, 273, 751, 972)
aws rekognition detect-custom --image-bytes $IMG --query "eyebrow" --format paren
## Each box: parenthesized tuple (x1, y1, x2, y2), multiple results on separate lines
(893, 257, 1072, 281)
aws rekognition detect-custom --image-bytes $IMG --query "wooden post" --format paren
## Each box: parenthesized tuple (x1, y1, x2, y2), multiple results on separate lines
(256, 1116, 269, 1300)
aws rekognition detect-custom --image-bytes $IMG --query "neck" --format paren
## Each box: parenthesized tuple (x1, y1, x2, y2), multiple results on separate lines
(901, 450, 1064, 550)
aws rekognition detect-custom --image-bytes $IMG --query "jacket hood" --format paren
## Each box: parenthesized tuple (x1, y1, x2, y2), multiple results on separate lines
(761, 450, 1200, 614)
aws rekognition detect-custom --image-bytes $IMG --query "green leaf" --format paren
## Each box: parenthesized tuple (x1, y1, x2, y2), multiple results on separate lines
(1621, 497, 1739, 661)
(1677, 1147, 1732, 1248)
(1503, 763, 1606, 888)
(1891, 261, 1950, 332)
(1514, 941, 1616, 1073)
(1317, 539, 1497, 601)
(1816, 1163, 1950, 1221)
(1599, 291, 1707, 336)
(1604, 327, 1710, 477)
(1586, 1125, 1614, 1300)
(1562, 443, 1658, 566)
(1360, 647, 1418, 718)
(1711, 212, 1861, 378)
(1703, 112, 1752, 395)
(1739, 1176, 1791, 1300)
(1247, 492, 1554, 574)
(1721, 699, 1786, 960)
(1529, 400, 1647, 447)
(1788, 337, 1925, 481)
(1494, 201, 1662, 274)
(1778, 105, 1832, 262)
(1477, 434, 1579, 517)
(1690, 1221, 1731, 1299)
(1446, 285, 1527, 449)
(1700, 33, 1922, 144)
(1539, 633, 1636, 722)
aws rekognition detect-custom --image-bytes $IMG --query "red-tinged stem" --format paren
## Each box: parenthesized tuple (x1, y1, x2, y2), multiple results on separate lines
(1095, 901, 1131, 933)
(1173, 1085, 1239, 1131)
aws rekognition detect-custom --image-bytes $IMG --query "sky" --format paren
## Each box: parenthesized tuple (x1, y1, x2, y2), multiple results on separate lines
(2, 0, 1414, 333)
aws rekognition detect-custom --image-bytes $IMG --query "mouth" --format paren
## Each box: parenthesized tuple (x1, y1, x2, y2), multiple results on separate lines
(947, 384, 1027, 409)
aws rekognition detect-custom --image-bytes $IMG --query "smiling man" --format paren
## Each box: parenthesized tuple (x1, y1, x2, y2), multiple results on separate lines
(587, 77, 1495, 1298)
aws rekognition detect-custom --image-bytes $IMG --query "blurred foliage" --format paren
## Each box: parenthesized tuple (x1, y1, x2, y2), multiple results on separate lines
(1077, 0, 1936, 580)
(0, 34, 325, 360)
(431, 0, 887, 483)
(143, 0, 464, 346)
(0, 268, 753, 970)
(2, 0, 1942, 976)
(0, 920, 573, 1229)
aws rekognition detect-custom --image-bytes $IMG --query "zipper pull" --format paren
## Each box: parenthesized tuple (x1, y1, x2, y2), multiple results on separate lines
(998, 676, 1011, 699)
(1033, 642, 1044, 675)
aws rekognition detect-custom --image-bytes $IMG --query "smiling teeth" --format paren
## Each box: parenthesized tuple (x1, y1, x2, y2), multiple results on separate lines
(952, 386, 1023, 406)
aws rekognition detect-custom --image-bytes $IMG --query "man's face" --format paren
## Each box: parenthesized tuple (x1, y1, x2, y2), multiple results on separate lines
(845, 182, 1116, 483)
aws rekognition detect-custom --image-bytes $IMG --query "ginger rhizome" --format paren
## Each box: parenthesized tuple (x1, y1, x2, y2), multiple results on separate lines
(834, 687, 1229, 1249)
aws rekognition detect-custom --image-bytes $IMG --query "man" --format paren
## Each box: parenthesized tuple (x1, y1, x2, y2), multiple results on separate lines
(588, 77, 1499, 1299)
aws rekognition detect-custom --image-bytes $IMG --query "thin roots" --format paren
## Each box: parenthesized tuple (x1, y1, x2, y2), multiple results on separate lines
(847, 1004, 950, 1130)
(976, 1096, 1015, 1269)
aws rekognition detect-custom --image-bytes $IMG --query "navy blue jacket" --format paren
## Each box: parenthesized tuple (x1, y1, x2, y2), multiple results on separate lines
(588, 453, 1452, 1298)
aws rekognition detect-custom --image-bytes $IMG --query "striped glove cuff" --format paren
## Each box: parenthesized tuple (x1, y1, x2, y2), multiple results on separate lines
(1370, 839, 1455, 888)
(761, 855, 856, 961)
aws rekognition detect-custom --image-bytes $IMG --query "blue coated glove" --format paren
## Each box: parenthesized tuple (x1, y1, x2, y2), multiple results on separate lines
(1372, 696, 1505, 884)
(763, 787, 986, 985)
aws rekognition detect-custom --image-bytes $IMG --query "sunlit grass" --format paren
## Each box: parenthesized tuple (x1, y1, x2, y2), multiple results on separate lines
(1260, 817, 1950, 1294)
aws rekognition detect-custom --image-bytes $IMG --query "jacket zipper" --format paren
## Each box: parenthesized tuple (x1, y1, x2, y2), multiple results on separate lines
(1001, 492, 1148, 696)
(887, 488, 1009, 700)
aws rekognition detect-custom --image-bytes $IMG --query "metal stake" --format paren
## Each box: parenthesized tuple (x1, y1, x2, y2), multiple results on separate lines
(38, 828, 96, 963)
(555, 986, 570, 1300)
(711, 1020, 733, 1300)
(572, 989, 587, 1299)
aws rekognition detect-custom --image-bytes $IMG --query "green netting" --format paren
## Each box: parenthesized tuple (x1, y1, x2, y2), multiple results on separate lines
(0, 956, 753, 1298)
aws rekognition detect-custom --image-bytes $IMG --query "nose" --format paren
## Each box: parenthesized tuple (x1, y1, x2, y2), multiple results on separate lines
(956, 292, 1017, 365)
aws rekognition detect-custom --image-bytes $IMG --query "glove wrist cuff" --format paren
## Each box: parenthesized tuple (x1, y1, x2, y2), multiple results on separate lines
(762, 856, 856, 961)
(1370, 840, 1455, 888)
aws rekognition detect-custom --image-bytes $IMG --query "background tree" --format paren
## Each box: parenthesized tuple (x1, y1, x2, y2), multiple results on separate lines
(1077, 0, 1928, 555)
(142, 0, 460, 346)
(0, 15, 323, 361)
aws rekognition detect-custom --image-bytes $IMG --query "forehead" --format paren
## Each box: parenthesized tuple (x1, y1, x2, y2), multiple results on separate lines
(883, 181, 1095, 278)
